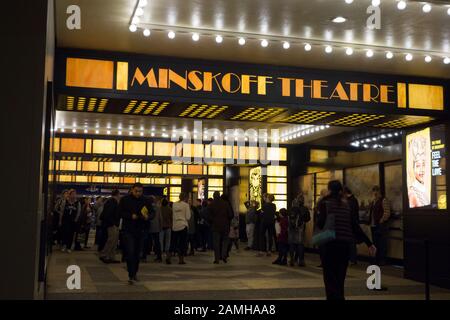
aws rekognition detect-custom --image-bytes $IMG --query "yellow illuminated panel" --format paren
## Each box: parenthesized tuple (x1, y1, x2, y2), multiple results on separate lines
(208, 166, 223, 176)
(397, 83, 407, 109)
(76, 176, 89, 183)
(66, 58, 114, 89)
(125, 163, 142, 173)
(104, 162, 121, 172)
(117, 141, 123, 155)
(124, 141, 146, 156)
(59, 175, 73, 182)
(53, 138, 60, 152)
(154, 142, 175, 157)
(268, 183, 287, 194)
(116, 61, 129, 91)
(139, 178, 151, 184)
(123, 177, 136, 184)
(107, 176, 120, 183)
(273, 201, 287, 210)
(92, 176, 104, 183)
(60, 138, 85, 153)
(310, 149, 328, 162)
(85, 139, 92, 153)
(267, 165, 287, 177)
(188, 165, 203, 175)
(268, 177, 287, 183)
(92, 139, 116, 154)
(208, 178, 223, 187)
(82, 161, 99, 172)
(147, 164, 162, 174)
(248, 147, 259, 160)
(211, 145, 225, 158)
(170, 177, 182, 185)
(409, 84, 444, 111)
(267, 147, 287, 161)
(155, 178, 168, 185)
(59, 160, 77, 171)
(167, 164, 183, 174)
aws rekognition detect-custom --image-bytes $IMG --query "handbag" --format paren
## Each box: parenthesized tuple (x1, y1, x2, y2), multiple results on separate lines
(311, 203, 336, 247)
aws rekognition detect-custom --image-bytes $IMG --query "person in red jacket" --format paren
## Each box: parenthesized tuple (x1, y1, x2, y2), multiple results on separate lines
(273, 208, 289, 265)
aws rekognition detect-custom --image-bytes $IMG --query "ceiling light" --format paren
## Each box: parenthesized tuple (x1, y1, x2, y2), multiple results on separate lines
(283, 41, 290, 49)
(325, 45, 333, 53)
(143, 29, 151, 37)
(422, 3, 432, 13)
(366, 49, 374, 58)
(138, 0, 148, 7)
(140, 132, 144, 136)
(151, 133, 155, 137)
(405, 53, 413, 61)
(332, 16, 347, 23)
(261, 39, 268, 47)
(386, 51, 394, 59)
(345, 0, 354, 4)
(425, 55, 432, 63)
(345, 47, 353, 55)
(397, 1, 407, 10)
(304, 43, 312, 51)
(238, 37, 246, 45)
(444, 57, 450, 64)
(84, 129, 88, 134)
(129, 131, 134, 136)
(129, 24, 137, 32)
(192, 33, 200, 41)
(135, 7, 144, 17)
(372, 0, 380, 7)
(168, 31, 176, 39)
(107, 130, 111, 135)
(132, 16, 140, 25)
(215, 35, 223, 43)
(95, 130, 99, 134)
(72, 129, 76, 133)
(118, 131, 122, 135)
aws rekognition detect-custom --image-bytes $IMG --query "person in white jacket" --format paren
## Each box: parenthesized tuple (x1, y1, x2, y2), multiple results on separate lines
(168, 192, 191, 264)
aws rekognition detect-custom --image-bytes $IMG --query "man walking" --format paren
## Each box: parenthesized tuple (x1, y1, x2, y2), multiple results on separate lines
(119, 183, 154, 284)
(368, 186, 391, 266)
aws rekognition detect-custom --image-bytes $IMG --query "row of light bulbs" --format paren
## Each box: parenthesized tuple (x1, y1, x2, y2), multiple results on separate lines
(350, 131, 402, 149)
(53, 126, 289, 143)
(347, 0, 450, 15)
(130, 0, 449, 65)
(128, 26, 450, 64)
(280, 125, 330, 142)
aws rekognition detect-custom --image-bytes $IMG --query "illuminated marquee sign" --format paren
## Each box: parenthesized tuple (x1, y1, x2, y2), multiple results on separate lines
(59, 51, 447, 114)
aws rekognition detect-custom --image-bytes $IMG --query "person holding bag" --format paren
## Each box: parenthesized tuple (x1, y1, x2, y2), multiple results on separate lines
(315, 180, 376, 300)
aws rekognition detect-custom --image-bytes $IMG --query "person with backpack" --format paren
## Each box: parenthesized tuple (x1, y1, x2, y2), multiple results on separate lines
(288, 192, 311, 267)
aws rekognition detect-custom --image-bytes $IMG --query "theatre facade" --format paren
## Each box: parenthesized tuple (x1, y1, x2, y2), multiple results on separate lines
(44, 48, 450, 289)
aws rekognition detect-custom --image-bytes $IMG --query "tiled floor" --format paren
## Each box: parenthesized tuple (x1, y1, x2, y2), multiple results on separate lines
(46, 246, 450, 300)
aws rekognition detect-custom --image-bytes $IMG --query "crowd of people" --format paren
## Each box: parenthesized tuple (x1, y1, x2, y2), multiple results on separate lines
(51, 180, 391, 299)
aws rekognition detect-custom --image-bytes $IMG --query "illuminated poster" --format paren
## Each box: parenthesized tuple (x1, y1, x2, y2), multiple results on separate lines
(406, 125, 447, 209)
(197, 178, 205, 200)
(249, 167, 262, 209)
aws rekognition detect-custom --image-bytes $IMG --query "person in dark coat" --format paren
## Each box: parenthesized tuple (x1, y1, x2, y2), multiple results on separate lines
(99, 189, 121, 263)
(316, 180, 376, 300)
(343, 186, 360, 265)
(273, 208, 289, 265)
(258, 194, 276, 256)
(208, 191, 233, 264)
(119, 183, 154, 284)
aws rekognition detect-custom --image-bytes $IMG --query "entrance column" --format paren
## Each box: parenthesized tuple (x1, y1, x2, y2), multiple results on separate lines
(0, 0, 54, 299)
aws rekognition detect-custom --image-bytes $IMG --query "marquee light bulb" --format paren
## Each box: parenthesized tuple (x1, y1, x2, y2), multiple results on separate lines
(397, 1, 406, 10)
(129, 24, 137, 32)
(386, 51, 393, 59)
(444, 57, 450, 64)
(405, 53, 413, 61)
(345, 47, 353, 55)
(215, 35, 223, 43)
(132, 16, 140, 25)
(138, 0, 148, 7)
(283, 41, 290, 49)
(168, 31, 176, 39)
(261, 39, 269, 47)
(135, 7, 144, 16)
(425, 55, 432, 63)
(143, 29, 151, 37)
(448, 8, 450, 16)
(325, 45, 333, 53)
(304, 43, 312, 51)
(238, 37, 246, 45)
(345, 0, 354, 4)
(372, 0, 380, 7)
(366, 49, 374, 58)
(192, 33, 200, 41)
(422, 3, 431, 13)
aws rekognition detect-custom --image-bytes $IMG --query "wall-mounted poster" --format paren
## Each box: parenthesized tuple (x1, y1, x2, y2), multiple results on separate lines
(249, 167, 262, 209)
(406, 125, 447, 210)
(197, 178, 206, 200)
